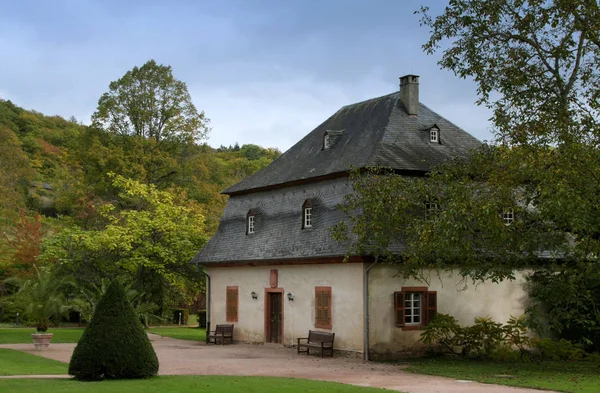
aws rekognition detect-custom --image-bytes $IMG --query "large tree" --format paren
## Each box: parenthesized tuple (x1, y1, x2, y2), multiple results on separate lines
(334, 0, 600, 347)
(418, 0, 600, 144)
(42, 174, 208, 310)
(92, 59, 209, 144)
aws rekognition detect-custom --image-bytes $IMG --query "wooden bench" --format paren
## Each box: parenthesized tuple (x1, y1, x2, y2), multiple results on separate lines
(207, 324, 234, 345)
(297, 330, 335, 357)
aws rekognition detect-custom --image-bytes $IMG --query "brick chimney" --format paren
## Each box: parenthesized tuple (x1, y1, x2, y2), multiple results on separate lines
(399, 75, 419, 116)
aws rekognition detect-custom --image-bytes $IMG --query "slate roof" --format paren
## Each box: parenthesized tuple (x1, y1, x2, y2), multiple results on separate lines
(223, 91, 481, 195)
(193, 89, 481, 264)
(192, 177, 355, 264)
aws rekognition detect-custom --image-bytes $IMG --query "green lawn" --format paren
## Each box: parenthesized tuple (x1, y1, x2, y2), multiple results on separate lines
(0, 376, 391, 393)
(0, 328, 84, 344)
(406, 358, 600, 393)
(0, 348, 68, 375)
(146, 327, 206, 341)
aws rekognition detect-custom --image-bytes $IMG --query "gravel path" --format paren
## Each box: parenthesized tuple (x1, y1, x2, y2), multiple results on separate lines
(0, 334, 557, 393)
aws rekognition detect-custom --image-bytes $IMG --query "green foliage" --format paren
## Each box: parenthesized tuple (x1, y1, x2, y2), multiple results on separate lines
(92, 59, 209, 144)
(69, 280, 158, 380)
(420, 314, 531, 359)
(0, 79, 278, 327)
(526, 263, 600, 352)
(171, 308, 189, 325)
(3, 266, 76, 330)
(418, 0, 600, 146)
(76, 277, 157, 328)
(42, 174, 207, 292)
(532, 338, 587, 361)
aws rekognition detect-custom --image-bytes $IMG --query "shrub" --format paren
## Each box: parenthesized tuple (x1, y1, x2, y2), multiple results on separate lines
(68, 280, 158, 380)
(420, 313, 462, 355)
(532, 338, 586, 361)
(421, 314, 532, 359)
(171, 308, 189, 325)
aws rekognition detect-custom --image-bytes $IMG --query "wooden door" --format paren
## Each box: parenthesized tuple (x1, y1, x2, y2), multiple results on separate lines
(267, 292, 282, 343)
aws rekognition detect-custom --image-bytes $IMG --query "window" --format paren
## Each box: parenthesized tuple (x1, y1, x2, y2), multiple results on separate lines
(502, 208, 514, 226)
(304, 207, 312, 228)
(425, 202, 438, 218)
(246, 210, 255, 234)
(394, 287, 437, 329)
(430, 128, 439, 143)
(323, 133, 330, 150)
(302, 199, 313, 228)
(405, 292, 422, 325)
(315, 286, 332, 329)
(226, 286, 239, 322)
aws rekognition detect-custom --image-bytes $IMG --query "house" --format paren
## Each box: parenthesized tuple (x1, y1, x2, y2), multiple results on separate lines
(192, 75, 528, 359)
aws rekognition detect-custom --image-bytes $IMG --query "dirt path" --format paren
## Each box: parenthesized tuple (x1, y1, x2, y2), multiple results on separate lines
(0, 334, 557, 393)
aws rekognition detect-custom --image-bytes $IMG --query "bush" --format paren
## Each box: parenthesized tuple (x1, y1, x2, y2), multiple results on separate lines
(532, 338, 586, 361)
(171, 308, 189, 325)
(421, 314, 531, 359)
(68, 280, 158, 380)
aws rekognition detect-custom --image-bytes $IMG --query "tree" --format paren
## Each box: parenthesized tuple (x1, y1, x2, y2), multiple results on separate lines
(0, 126, 32, 223)
(2, 211, 47, 277)
(418, 0, 600, 145)
(332, 0, 600, 348)
(92, 59, 209, 144)
(42, 173, 208, 311)
(4, 265, 76, 331)
(69, 280, 159, 380)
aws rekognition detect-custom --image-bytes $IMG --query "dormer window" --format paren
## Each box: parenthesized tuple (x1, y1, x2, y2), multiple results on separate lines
(430, 127, 439, 143)
(302, 199, 313, 228)
(246, 210, 255, 234)
(323, 133, 331, 150)
(502, 208, 514, 226)
(425, 201, 439, 218)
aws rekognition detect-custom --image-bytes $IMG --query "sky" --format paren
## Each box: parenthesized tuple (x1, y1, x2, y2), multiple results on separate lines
(0, 0, 495, 151)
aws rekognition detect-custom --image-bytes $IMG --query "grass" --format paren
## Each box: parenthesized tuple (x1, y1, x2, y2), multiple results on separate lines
(146, 327, 206, 341)
(406, 358, 600, 393)
(0, 376, 392, 393)
(0, 348, 68, 375)
(0, 328, 84, 344)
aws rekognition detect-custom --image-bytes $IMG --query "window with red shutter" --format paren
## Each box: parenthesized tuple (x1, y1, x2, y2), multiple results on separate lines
(226, 286, 238, 322)
(394, 291, 405, 327)
(394, 287, 437, 330)
(315, 286, 332, 329)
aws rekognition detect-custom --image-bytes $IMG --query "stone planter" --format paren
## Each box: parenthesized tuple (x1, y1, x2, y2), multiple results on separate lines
(32, 333, 53, 351)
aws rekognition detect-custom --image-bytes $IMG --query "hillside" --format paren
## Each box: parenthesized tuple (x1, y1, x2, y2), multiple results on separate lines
(0, 98, 279, 280)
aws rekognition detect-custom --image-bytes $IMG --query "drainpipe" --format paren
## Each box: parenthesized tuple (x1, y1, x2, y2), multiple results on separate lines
(195, 262, 210, 343)
(364, 255, 379, 361)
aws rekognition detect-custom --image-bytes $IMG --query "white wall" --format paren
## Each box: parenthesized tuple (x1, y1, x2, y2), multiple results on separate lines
(207, 263, 364, 351)
(368, 266, 529, 357)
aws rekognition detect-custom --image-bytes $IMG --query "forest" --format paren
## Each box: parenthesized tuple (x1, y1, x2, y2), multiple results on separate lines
(0, 60, 280, 325)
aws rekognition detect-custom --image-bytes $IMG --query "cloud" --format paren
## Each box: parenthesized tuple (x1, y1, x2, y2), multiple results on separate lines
(0, 0, 495, 151)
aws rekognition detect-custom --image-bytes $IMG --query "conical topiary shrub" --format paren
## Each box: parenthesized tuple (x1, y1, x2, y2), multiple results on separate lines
(68, 280, 158, 380)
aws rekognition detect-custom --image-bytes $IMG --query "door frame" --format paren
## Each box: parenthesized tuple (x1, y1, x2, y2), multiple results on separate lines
(264, 288, 284, 343)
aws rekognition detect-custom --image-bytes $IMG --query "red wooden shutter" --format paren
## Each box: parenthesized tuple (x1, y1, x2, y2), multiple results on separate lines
(315, 286, 332, 329)
(226, 286, 238, 322)
(426, 291, 437, 325)
(394, 291, 405, 327)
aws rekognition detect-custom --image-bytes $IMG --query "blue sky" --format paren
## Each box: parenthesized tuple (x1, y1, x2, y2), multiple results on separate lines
(0, 0, 493, 151)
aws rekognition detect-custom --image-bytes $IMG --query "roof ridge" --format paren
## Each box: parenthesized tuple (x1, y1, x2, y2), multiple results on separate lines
(339, 91, 398, 110)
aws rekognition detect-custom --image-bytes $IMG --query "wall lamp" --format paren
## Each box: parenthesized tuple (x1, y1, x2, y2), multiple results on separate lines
(287, 292, 295, 301)
(251, 291, 258, 300)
